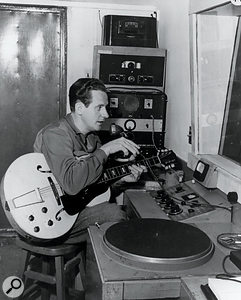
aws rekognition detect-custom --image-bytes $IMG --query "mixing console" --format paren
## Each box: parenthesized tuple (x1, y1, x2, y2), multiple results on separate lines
(150, 183, 215, 221)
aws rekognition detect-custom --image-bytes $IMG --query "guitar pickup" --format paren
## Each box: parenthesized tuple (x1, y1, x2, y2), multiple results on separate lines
(48, 176, 61, 206)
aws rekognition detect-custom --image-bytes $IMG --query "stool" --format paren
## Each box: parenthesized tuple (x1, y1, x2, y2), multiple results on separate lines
(16, 235, 87, 300)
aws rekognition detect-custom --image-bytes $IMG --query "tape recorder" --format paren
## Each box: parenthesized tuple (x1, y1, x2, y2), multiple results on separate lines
(92, 45, 166, 90)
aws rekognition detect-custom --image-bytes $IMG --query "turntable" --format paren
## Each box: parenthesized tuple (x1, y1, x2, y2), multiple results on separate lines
(86, 218, 239, 300)
(103, 219, 214, 271)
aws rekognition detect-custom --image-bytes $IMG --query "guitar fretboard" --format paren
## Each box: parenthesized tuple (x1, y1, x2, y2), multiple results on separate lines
(98, 156, 160, 184)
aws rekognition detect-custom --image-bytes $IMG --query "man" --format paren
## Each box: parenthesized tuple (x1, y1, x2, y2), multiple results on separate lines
(34, 78, 145, 243)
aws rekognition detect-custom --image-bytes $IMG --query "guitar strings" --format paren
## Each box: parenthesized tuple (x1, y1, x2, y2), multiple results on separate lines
(139, 153, 164, 189)
(98, 156, 160, 183)
(38, 155, 164, 194)
(39, 184, 62, 195)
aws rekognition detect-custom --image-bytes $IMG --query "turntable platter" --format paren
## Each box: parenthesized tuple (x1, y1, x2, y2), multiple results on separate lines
(103, 218, 214, 271)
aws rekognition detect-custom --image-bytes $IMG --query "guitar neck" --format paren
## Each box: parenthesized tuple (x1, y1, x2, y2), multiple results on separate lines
(98, 156, 160, 184)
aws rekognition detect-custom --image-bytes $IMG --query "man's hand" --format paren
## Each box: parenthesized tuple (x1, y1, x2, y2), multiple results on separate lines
(100, 137, 140, 161)
(121, 164, 147, 183)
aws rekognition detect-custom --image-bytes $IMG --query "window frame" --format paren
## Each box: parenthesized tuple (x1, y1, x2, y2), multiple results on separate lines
(189, 0, 241, 198)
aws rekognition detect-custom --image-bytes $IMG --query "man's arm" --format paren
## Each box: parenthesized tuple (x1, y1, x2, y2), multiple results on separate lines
(41, 127, 107, 195)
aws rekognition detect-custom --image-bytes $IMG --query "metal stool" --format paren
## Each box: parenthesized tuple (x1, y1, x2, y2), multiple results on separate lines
(16, 234, 87, 300)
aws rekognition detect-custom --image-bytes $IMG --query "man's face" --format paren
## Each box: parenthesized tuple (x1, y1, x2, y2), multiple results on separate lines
(80, 90, 109, 133)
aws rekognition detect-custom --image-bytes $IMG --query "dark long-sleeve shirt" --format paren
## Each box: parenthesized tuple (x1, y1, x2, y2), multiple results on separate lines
(33, 113, 107, 196)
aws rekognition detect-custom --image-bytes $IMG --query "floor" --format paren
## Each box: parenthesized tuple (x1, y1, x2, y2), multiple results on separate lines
(0, 230, 181, 300)
(0, 232, 23, 300)
(0, 230, 85, 300)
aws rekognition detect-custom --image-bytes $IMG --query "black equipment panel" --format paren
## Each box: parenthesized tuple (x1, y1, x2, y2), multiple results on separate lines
(99, 54, 164, 87)
(102, 15, 157, 48)
(98, 130, 165, 149)
(93, 46, 167, 91)
(93, 46, 167, 147)
(98, 89, 167, 148)
(107, 89, 167, 119)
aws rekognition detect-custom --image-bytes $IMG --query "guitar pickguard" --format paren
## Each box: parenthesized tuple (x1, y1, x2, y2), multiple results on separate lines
(61, 182, 110, 215)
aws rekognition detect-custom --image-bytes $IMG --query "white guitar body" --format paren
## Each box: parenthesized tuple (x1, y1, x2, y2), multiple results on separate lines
(0, 153, 110, 241)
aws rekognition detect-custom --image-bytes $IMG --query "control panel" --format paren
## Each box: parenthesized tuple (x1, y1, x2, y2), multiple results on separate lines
(93, 46, 167, 90)
(124, 181, 232, 223)
(106, 89, 166, 119)
(150, 183, 215, 222)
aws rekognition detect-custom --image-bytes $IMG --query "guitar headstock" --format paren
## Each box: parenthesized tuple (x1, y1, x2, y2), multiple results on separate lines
(138, 146, 179, 170)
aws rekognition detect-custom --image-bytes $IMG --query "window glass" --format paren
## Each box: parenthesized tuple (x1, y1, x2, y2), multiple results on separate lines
(196, 5, 237, 155)
(219, 19, 241, 164)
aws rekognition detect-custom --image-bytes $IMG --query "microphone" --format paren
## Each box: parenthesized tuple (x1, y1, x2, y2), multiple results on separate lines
(109, 123, 135, 140)
(227, 192, 240, 225)
(227, 191, 238, 204)
(110, 123, 126, 137)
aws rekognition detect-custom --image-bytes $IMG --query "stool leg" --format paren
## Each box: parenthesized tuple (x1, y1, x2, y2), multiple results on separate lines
(55, 256, 65, 300)
(79, 252, 86, 291)
(19, 249, 30, 284)
(41, 257, 51, 300)
(16, 249, 30, 300)
(18, 250, 38, 299)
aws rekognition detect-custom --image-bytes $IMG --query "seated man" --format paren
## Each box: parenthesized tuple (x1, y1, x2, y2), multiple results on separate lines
(34, 78, 145, 244)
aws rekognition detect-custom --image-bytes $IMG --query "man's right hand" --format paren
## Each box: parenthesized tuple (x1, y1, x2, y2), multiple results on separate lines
(100, 137, 140, 161)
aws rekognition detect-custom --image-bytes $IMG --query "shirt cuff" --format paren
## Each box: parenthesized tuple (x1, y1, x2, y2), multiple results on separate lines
(94, 148, 108, 164)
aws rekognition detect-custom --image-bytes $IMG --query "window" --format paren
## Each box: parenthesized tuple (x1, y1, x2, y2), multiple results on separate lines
(220, 19, 241, 164)
(189, 1, 241, 196)
(195, 4, 238, 155)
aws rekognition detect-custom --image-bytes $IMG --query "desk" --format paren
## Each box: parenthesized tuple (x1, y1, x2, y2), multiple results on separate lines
(180, 277, 208, 300)
(85, 182, 241, 300)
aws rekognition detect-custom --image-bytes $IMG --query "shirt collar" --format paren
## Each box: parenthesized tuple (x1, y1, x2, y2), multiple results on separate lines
(65, 113, 83, 135)
(65, 113, 95, 146)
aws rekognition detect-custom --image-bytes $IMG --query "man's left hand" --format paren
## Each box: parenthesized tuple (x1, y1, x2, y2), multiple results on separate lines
(121, 164, 147, 183)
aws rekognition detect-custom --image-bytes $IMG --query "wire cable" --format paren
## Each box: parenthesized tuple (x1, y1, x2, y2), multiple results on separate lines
(150, 115, 159, 152)
(98, 10, 103, 29)
(215, 255, 241, 282)
(216, 273, 241, 284)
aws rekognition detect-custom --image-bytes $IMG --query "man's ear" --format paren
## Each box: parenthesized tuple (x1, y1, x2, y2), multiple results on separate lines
(75, 101, 85, 115)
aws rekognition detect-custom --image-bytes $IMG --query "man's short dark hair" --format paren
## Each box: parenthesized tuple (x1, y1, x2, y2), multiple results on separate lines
(69, 78, 108, 111)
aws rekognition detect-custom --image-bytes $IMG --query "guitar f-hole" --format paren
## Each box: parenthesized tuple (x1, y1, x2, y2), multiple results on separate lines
(37, 165, 51, 173)
(55, 208, 64, 221)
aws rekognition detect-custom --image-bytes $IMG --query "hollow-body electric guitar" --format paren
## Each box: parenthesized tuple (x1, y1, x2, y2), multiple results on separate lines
(0, 151, 175, 241)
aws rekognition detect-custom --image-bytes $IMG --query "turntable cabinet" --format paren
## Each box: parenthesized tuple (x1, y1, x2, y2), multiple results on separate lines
(86, 218, 239, 300)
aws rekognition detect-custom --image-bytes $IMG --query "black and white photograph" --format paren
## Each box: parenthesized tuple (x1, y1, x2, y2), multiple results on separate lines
(1, 0, 241, 299)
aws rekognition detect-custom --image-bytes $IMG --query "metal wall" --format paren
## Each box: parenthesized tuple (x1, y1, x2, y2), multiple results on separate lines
(0, 4, 67, 227)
